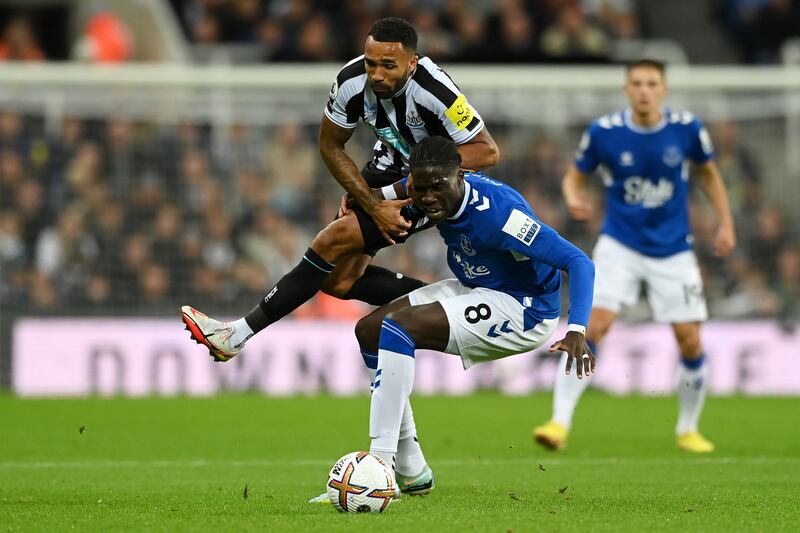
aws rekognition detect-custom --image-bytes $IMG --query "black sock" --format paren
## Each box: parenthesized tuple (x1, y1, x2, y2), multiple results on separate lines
(342, 265, 426, 306)
(245, 248, 335, 332)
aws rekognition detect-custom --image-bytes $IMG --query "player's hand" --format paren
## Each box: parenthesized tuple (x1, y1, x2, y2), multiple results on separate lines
(370, 198, 413, 245)
(337, 193, 354, 218)
(549, 331, 595, 379)
(563, 190, 593, 221)
(713, 223, 736, 257)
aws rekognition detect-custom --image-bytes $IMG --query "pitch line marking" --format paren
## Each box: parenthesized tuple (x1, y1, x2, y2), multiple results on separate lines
(0, 457, 797, 469)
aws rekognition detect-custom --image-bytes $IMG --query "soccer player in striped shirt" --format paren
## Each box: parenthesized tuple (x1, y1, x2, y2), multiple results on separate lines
(182, 19, 498, 359)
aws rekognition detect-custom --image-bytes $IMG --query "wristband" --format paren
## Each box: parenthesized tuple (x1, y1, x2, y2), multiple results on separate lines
(567, 324, 586, 335)
(381, 185, 397, 201)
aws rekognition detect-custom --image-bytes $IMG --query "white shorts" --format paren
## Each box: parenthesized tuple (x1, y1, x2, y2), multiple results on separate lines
(408, 279, 559, 369)
(592, 235, 708, 323)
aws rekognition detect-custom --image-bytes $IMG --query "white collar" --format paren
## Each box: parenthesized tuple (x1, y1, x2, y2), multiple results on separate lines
(448, 180, 471, 221)
(624, 108, 667, 134)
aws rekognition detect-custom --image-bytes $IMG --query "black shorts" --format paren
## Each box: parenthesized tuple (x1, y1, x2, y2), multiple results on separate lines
(344, 163, 434, 255)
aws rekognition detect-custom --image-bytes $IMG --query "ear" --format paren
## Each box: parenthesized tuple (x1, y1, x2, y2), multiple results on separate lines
(408, 53, 418, 71)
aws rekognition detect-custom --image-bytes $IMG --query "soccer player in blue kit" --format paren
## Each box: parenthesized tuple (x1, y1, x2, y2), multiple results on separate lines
(351, 136, 596, 493)
(534, 60, 736, 453)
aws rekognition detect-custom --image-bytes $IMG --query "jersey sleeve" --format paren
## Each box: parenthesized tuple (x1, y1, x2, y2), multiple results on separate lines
(323, 65, 362, 129)
(687, 116, 715, 164)
(413, 61, 484, 144)
(495, 204, 595, 327)
(574, 123, 602, 174)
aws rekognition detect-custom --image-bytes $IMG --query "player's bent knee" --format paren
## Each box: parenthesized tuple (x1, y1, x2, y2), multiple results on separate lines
(310, 217, 361, 262)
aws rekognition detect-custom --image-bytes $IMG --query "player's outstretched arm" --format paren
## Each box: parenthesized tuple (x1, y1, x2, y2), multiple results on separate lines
(319, 115, 411, 244)
(561, 164, 593, 221)
(696, 160, 736, 257)
(456, 127, 499, 171)
(510, 221, 596, 377)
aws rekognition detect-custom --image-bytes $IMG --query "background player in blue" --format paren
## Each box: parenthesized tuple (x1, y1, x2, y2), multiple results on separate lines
(534, 59, 736, 453)
(350, 136, 595, 494)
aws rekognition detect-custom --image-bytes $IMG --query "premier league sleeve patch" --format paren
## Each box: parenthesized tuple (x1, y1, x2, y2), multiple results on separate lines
(501, 209, 541, 246)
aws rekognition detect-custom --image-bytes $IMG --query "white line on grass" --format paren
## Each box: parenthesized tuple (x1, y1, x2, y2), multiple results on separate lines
(0, 457, 797, 469)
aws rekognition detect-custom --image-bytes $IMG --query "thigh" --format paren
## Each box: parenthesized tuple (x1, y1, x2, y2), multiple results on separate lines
(645, 251, 708, 323)
(592, 235, 642, 313)
(436, 286, 559, 369)
(407, 278, 467, 306)
(352, 204, 433, 255)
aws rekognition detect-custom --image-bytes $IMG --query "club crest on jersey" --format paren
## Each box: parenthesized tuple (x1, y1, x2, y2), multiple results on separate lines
(619, 151, 635, 167)
(662, 146, 683, 167)
(406, 111, 425, 128)
(460, 234, 476, 256)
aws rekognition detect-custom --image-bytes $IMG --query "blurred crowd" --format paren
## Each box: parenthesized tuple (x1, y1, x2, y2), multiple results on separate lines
(170, 0, 640, 63)
(718, 0, 800, 63)
(0, 109, 797, 325)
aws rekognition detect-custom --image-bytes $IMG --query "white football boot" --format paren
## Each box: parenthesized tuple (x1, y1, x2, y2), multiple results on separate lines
(180, 305, 242, 362)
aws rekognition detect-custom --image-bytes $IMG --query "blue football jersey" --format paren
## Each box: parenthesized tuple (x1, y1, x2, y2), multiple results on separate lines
(575, 108, 714, 257)
(436, 172, 594, 328)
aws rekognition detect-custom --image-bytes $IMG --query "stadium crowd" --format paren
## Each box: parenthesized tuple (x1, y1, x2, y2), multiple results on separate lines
(0, 109, 797, 324)
(170, 0, 638, 63)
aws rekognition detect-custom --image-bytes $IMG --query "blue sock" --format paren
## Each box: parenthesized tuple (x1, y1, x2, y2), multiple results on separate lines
(379, 318, 416, 357)
(362, 350, 378, 385)
(370, 318, 416, 456)
(681, 353, 705, 370)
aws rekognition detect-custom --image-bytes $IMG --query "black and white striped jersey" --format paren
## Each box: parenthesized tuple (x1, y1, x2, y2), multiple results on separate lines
(324, 55, 484, 177)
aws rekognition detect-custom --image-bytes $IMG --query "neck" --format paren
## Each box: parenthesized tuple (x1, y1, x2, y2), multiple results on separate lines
(631, 108, 663, 127)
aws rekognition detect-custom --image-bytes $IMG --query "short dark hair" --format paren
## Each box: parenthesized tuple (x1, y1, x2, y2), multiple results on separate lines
(627, 59, 666, 77)
(368, 17, 417, 52)
(410, 137, 461, 173)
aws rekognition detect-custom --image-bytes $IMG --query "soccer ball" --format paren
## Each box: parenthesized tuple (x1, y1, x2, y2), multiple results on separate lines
(326, 451, 397, 513)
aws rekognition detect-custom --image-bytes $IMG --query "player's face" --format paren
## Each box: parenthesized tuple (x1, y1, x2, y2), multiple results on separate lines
(364, 37, 418, 99)
(624, 67, 667, 115)
(409, 166, 464, 223)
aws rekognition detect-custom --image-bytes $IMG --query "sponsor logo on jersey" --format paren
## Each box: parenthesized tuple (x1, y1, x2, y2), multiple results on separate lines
(623, 176, 675, 208)
(662, 146, 683, 167)
(363, 101, 377, 120)
(445, 94, 474, 131)
(366, 124, 411, 158)
(501, 209, 541, 246)
(452, 250, 490, 279)
(406, 111, 425, 128)
(620, 151, 635, 167)
(460, 234, 476, 256)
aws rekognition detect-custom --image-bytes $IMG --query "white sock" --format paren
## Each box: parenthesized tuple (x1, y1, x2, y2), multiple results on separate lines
(552, 351, 591, 430)
(676, 358, 707, 435)
(396, 399, 426, 477)
(228, 318, 254, 348)
(369, 350, 415, 461)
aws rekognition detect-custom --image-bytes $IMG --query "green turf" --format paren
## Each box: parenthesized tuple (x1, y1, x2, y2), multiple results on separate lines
(0, 392, 798, 532)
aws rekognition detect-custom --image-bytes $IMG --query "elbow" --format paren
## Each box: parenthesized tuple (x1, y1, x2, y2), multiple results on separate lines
(484, 141, 500, 168)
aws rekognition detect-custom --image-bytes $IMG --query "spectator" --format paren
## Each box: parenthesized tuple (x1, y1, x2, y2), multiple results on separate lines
(0, 17, 45, 62)
(539, 4, 611, 62)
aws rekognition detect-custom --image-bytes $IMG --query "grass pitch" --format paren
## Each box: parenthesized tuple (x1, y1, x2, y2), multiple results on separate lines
(0, 392, 798, 532)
